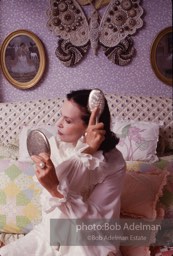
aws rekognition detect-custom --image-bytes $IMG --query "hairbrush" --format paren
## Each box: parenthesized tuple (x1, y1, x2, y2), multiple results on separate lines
(88, 88, 105, 123)
(27, 129, 51, 157)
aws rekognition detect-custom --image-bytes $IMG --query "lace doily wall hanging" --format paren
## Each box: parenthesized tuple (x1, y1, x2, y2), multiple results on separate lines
(47, 0, 144, 67)
(76, 0, 111, 9)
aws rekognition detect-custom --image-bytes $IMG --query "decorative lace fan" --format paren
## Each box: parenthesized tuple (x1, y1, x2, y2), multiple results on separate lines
(47, 0, 144, 67)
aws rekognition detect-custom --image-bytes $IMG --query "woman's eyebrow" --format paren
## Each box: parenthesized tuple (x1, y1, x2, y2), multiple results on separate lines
(64, 116, 73, 120)
(60, 110, 75, 121)
(62, 113, 73, 121)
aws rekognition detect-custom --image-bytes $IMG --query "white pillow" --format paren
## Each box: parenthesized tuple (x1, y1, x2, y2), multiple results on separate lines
(18, 125, 57, 162)
(112, 120, 160, 162)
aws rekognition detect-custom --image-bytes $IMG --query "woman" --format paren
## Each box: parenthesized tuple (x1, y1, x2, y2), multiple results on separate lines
(0, 89, 126, 256)
(11, 43, 36, 74)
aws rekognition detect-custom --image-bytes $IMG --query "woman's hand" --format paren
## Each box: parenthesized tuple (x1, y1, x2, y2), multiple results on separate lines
(84, 107, 106, 154)
(31, 153, 63, 198)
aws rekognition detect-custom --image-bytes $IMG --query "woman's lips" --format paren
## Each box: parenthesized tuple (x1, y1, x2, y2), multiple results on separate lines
(58, 130, 63, 136)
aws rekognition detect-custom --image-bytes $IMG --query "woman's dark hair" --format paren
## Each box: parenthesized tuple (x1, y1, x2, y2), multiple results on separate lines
(66, 89, 119, 153)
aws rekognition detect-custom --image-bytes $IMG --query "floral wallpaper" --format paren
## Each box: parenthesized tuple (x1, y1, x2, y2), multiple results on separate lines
(0, 0, 172, 102)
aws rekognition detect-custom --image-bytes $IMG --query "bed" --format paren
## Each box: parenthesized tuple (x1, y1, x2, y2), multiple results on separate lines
(0, 94, 172, 256)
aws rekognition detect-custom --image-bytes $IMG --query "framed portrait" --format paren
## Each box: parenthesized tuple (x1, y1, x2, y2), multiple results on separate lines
(0, 30, 46, 89)
(150, 27, 173, 86)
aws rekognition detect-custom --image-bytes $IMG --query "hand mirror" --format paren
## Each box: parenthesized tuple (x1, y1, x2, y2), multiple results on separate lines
(27, 129, 51, 156)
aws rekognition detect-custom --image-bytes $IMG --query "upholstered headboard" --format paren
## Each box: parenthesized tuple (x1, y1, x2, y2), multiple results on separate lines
(0, 94, 172, 150)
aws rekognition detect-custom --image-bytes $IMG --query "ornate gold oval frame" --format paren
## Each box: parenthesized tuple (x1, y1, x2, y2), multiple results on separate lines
(0, 30, 46, 89)
(150, 27, 172, 86)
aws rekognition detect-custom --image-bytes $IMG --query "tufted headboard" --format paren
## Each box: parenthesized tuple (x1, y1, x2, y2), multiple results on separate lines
(0, 94, 172, 151)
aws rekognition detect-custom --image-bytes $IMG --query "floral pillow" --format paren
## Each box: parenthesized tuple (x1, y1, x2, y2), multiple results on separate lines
(0, 159, 42, 234)
(112, 120, 160, 162)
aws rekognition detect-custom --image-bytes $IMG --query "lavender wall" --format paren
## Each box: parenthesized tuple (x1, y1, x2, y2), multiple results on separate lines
(0, 0, 172, 102)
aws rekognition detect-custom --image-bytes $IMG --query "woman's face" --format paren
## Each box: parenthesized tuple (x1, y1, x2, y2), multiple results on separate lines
(56, 99, 87, 144)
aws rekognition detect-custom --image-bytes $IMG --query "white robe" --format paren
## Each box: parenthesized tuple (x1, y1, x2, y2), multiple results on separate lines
(0, 136, 126, 256)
